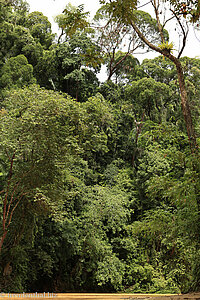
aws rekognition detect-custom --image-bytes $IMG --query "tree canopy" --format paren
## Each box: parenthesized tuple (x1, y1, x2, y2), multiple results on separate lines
(0, 0, 200, 293)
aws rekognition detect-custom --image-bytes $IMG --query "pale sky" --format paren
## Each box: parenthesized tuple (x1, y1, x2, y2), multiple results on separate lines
(27, 0, 100, 32)
(27, 0, 200, 61)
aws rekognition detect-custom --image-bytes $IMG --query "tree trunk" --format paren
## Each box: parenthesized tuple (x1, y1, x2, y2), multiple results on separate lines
(130, 20, 197, 150)
(0, 231, 7, 253)
(173, 58, 196, 146)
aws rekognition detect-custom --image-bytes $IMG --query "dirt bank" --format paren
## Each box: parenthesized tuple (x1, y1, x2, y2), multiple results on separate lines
(1, 293, 200, 300)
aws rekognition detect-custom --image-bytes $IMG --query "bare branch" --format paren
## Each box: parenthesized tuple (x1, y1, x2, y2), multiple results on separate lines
(107, 43, 139, 81)
(5, 180, 22, 223)
(6, 192, 28, 230)
(170, 9, 189, 58)
(163, 15, 176, 28)
(137, 1, 151, 9)
(152, 0, 165, 42)
(130, 20, 163, 54)
(57, 28, 64, 44)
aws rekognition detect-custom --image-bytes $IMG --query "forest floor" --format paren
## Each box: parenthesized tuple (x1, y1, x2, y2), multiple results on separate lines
(1, 293, 200, 300)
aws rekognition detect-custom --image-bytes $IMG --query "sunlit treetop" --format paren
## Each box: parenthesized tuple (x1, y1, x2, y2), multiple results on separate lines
(55, 3, 91, 39)
(166, 0, 200, 24)
(99, 0, 200, 25)
(99, 0, 137, 24)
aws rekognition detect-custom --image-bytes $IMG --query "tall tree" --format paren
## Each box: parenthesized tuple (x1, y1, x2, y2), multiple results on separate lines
(94, 7, 168, 81)
(0, 86, 79, 252)
(99, 0, 199, 149)
(25, 11, 55, 49)
(55, 3, 91, 43)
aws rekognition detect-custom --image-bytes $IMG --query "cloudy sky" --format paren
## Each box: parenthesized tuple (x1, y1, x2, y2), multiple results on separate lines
(27, 0, 200, 60)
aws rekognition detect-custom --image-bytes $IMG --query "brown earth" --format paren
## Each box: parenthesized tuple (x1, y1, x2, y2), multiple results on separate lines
(57, 293, 200, 300)
(1, 293, 200, 300)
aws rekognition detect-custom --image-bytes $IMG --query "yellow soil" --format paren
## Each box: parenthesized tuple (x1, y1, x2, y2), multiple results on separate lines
(0, 293, 200, 300)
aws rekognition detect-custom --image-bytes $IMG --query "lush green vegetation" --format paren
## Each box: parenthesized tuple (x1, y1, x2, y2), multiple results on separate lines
(0, 0, 200, 293)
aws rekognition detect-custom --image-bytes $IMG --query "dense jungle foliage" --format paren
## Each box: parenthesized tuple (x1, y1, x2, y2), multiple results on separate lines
(0, 0, 200, 294)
